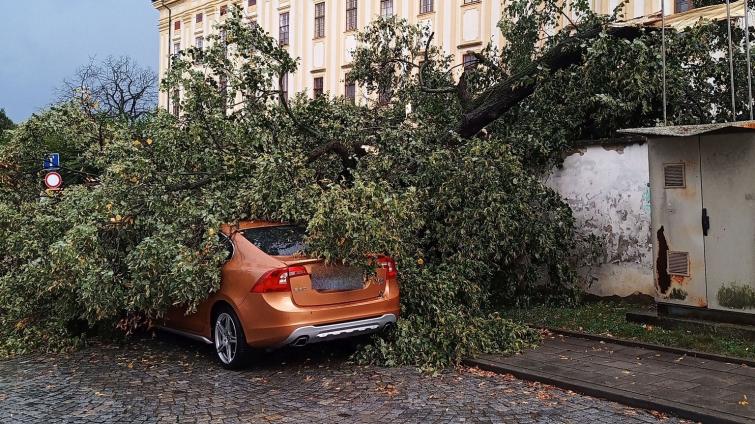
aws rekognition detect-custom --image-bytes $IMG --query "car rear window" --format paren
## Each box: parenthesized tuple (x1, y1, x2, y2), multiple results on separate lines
(241, 225, 307, 256)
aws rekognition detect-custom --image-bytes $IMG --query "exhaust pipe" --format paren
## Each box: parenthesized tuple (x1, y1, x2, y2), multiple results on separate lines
(291, 336, 309, 347)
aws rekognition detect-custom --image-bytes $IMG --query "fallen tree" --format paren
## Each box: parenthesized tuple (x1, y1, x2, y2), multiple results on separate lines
(1, 0, 750, 367)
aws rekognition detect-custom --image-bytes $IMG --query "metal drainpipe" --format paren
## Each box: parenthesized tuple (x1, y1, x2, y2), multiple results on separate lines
(745, 0, 753, 120)
(726, 0, 737, 121)
(161, 0, 173, 114)
(662, 0, 667, 126)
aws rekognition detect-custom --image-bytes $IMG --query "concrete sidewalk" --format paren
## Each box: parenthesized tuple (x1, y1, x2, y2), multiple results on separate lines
(468, 333, 755, 423)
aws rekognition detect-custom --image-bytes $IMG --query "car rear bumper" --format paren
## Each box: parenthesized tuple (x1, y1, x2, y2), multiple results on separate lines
(273, 314, 396, 348)
(236, 279, 400, 348)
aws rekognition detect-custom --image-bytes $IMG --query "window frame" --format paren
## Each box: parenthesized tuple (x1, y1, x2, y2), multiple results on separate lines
(313, 77, 324, 97)
(172, 90, 181, 116)
(279, 12, 290, 46)
(378, 88, 391, 105)
(675, 0, 694, 13)
(219, 74, 228, 98)
(345, 78, 356, 103)
(314, 2, 326, 39)
(219, 233, 236, 262)
(380, 0, 394, 17)
(346, 0, 358, 31)
(462, 52, 478, 70)
(419, 0, 434, 14)
(280, 73, 289, 102)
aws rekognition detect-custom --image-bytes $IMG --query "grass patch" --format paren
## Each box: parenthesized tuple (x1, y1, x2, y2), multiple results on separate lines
(503, 301, 755, 361)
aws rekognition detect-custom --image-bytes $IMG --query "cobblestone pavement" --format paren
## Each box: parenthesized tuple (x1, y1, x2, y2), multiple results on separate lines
(0, 335, 689, 423)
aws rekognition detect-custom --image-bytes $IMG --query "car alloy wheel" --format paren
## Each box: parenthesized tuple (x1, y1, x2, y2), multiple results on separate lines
(214, 312, 238, 365)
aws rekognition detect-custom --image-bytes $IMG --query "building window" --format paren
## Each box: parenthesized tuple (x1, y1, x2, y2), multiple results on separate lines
(462, 53, 478, 70)
(174, 20, 181, 31)
(172, 90, 180, 116)
(378, 88, 391, 105)
(173, 42, 181, 56)
(345, 79, 356, 103)
(249, 0, 256, 6)
(195, 36, 204, 60)
(675, 0, 694, 13)
(346, 0, 358, 31)
(196, 13, 203, 24)
(220, 30, 229, 57)
(280, 73, 289, 102)
(420, 0, 434, 14)
(219, 75, 228, 98)
(279, 12, 290, 46)
(463, 0, 480, 4)
(220, 5, 228, 16)
(313, 77, 324, 97)
(314, 2, 326, 39)
(380, 0, 394, 17)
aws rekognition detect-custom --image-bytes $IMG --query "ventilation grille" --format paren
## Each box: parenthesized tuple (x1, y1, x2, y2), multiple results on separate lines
(667, 251, 690, 276)
(664, 163, 686, 188)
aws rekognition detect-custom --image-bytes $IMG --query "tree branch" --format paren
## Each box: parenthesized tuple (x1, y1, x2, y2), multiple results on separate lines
(452, 24, 641, 140)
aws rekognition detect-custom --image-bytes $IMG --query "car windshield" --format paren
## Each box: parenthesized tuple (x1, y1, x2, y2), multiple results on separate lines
(241, 225, 307, 256)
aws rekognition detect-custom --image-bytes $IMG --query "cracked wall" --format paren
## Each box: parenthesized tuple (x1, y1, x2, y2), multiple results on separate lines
(547, 142, 654, 297)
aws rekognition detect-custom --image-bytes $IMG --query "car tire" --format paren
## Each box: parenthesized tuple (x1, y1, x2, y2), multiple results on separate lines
(212, 306, 250, 369)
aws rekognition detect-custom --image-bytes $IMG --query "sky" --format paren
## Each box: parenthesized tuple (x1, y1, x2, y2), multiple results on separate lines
(0, 1, 159, 123)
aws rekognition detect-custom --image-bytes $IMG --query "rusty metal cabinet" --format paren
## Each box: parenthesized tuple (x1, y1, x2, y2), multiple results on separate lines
(623, 123, 755, 314)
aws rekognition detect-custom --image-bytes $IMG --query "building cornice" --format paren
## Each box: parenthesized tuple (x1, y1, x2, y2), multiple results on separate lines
(152, 0, 183, 10)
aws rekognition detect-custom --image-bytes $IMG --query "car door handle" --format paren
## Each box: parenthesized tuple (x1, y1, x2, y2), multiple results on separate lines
(702, 208, 710, 236)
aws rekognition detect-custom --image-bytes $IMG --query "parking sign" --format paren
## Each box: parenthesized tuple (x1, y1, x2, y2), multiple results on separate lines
(43, 153, 60, 170)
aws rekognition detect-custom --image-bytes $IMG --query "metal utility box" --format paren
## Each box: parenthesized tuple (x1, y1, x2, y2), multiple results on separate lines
(621, 122, 755, 315)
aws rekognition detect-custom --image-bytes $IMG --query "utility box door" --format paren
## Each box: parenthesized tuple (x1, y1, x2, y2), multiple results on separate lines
(700, 133, 755, 312)
(648, 137, 708, 306)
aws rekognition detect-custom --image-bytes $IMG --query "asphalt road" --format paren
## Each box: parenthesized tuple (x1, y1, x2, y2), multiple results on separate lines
(0, 335, 689, 423)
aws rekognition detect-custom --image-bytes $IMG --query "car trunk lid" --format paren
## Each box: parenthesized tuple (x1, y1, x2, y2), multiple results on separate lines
(240, 225, 384, 306)
(282, 258, 385, 306)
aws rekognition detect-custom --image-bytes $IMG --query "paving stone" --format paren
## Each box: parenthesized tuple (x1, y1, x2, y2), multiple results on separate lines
(477, 334, 754, 423)
(0, 336, 685, 423)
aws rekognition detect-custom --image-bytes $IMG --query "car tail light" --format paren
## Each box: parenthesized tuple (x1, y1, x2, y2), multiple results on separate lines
(376, 256, 398, 279)
(251, 266, 308, 293)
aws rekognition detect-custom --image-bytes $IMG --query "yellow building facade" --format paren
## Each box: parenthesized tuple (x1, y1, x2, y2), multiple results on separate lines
(153, 0, 689, 108)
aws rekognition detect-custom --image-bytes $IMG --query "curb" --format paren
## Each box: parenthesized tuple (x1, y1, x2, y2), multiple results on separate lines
(464, 357, 749, 424)
(626, 310, 755, 341)
(540, 326, 755, 368)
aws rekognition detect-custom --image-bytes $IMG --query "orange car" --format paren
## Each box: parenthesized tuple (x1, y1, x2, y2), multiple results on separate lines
(158, 221, 400, 368)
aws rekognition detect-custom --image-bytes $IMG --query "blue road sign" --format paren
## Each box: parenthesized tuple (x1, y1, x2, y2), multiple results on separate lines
(43, 153, 60, 170)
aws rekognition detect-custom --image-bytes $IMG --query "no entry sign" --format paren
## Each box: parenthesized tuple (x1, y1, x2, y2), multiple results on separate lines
(44, 171, 62, 190)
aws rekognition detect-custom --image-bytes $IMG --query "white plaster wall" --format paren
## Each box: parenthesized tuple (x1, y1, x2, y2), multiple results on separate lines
(547, 143, 654, 297)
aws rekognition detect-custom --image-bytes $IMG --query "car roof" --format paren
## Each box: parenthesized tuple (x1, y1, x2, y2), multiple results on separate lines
(221, 220, 289, 233)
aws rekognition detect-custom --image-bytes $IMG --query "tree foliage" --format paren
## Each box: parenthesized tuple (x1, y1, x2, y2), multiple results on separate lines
(0, 109, 13, 132)
(1, 2, 753, 367)
(0, 109, 13, 148)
